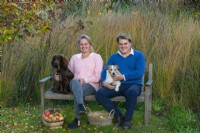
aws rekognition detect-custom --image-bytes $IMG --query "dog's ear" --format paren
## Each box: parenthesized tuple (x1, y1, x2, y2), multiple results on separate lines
(66, 69, 74, 79)
(115, 65, 119, 69)
(60, 55, 68, 69)
(107, 66, 111, 69)
(51, 55, 56, 67)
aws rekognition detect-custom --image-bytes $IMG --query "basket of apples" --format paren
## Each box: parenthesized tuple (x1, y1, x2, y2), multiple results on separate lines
(42, 108, 64, 127)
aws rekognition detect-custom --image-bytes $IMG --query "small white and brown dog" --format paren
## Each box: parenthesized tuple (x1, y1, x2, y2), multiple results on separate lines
(105, 65, 121, 92)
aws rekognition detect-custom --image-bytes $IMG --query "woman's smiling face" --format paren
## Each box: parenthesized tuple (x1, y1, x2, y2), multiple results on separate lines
(79, 38, 91, 54)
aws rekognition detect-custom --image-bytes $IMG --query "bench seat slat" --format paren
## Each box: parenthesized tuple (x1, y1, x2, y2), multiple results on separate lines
(44, 90, 145, 102)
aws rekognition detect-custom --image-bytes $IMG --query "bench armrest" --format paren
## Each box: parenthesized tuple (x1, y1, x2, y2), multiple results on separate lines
(39, 76, 52, 84)
(145, 79, 153, 86)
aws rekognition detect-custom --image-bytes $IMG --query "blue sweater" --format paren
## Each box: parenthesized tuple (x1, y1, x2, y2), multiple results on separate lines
(101, 50, 146, 85)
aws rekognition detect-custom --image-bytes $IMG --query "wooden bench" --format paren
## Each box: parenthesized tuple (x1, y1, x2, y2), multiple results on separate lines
(39, 63, 153, 125)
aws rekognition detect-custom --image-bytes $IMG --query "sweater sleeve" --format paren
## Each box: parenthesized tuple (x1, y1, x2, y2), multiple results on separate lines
(85, 54, 104, 83)
(68, 56, 75, 74)
(124, 52, 146, 80)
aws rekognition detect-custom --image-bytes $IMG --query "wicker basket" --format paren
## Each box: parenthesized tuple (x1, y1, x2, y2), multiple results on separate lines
(42, 108, 64, 127)
(42, 119, 64, 127)
(87, 108, 115, 126)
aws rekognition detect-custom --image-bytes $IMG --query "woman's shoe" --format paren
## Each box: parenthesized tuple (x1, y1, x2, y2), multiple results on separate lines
(78, 104, 87, 114)
(67, 118, 80, 129)
(114, 115, 124, 127)
(123, 121, 132, 130)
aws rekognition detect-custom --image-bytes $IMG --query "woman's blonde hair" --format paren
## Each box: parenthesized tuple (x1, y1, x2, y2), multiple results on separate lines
(77, 34, 94, 52)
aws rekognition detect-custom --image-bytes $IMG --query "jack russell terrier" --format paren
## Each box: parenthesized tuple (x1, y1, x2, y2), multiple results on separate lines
(105, 65, 121, 92)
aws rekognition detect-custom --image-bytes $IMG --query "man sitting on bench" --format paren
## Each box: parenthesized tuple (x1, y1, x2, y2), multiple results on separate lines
(95, 33, 146, 130)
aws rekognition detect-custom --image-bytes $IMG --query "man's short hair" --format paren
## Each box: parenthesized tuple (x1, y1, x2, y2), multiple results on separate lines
(116, 33, 132, 43)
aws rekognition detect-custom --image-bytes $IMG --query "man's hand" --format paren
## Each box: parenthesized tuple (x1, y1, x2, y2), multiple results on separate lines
(112, 74, 124, 81)
(102, 82, 116, 90)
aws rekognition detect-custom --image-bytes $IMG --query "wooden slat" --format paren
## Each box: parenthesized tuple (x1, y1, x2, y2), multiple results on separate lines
(44, 90, 145, 102)
(145, 80, 153, 86)
(39, 76, 52, 83)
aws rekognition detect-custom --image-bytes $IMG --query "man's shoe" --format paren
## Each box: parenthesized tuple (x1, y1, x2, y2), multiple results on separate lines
(114, 116, 124, 127)
(67, 118, 80, 129)
(123, 121, 131, 130)
(78, 104, 87, 114)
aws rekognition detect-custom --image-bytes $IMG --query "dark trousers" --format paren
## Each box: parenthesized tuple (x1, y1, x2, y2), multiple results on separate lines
(95, 83, 141, 122)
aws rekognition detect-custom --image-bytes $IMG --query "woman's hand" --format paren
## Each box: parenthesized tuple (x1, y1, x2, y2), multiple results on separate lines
(77, 78, 86, 86)
(54, 74, 61, 81)
(102, 82, 116, 90)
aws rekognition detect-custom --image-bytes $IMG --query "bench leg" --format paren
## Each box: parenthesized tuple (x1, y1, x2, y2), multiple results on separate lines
(40, 83, 45, 113)
(41, 98, 44, 113)
(144, 85, 152, 126)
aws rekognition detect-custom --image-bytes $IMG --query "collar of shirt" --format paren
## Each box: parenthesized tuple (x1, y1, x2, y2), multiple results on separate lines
(117, 48, 134, 57)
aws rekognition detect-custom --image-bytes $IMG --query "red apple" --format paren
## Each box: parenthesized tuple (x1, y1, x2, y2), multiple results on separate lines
(44, 111, 51, 117)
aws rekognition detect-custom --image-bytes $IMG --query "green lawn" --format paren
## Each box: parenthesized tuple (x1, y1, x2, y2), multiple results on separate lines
(0, 101, 170, 133)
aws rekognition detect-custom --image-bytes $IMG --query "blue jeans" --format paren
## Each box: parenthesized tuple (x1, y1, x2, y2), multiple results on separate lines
(70, 79, 96, 119)
(95, 83, 141, 122)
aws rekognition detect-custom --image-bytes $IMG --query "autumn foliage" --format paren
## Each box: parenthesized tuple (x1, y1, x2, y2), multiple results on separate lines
(0, 0, 60, 44)
(0, 0, 115, 44)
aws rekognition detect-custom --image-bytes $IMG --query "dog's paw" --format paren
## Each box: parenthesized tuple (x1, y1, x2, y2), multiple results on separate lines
(115, 87, 119, 92)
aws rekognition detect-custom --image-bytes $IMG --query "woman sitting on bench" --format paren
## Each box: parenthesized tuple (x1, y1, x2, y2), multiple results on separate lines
(55, 34, 103, 129)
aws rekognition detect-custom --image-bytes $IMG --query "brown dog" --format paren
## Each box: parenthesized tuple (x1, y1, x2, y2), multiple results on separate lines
(51, 54, 74, 94)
